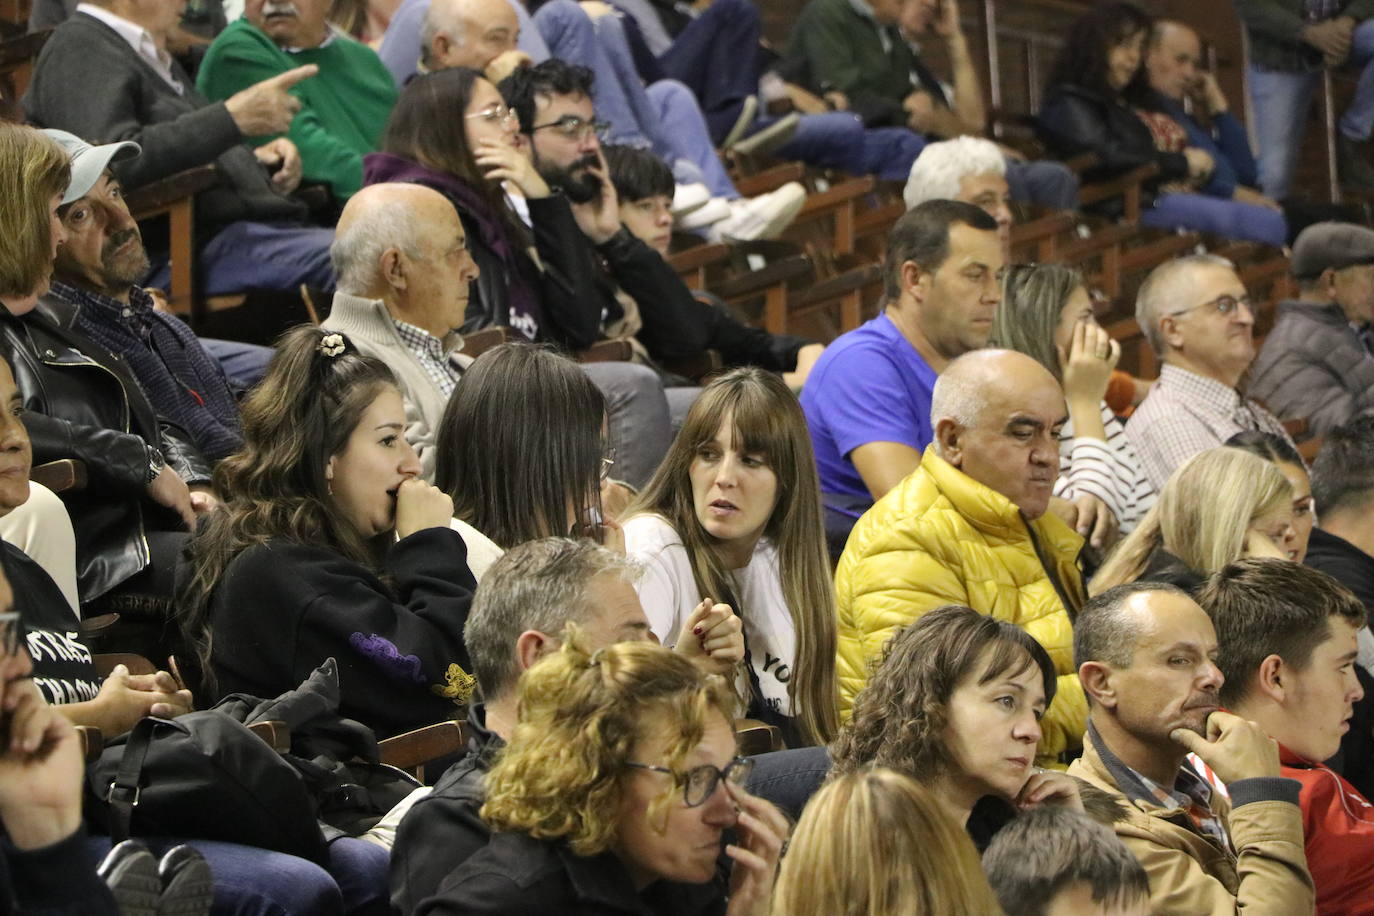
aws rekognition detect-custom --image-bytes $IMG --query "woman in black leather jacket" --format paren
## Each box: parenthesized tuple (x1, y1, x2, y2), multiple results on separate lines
(0, 123, 210, 657)
(1036, 3, 1284, 243)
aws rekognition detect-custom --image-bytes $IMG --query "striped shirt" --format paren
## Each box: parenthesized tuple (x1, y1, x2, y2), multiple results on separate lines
(391, 318, 460, 399)
(1056, 401, 1156, 534)
(1124, 364, 1296, 491)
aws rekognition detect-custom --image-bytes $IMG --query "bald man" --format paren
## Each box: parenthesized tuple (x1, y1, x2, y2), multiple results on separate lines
(321, 183, 480, 480)
(420, 0, 529, 83)
(835, 349, 1088, 766)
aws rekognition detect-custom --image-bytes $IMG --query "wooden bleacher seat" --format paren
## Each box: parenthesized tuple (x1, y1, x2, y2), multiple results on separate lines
(30, 457, 86, 493)
(0, 27, 48, 121)
(93, 653, 157, 677)
(125, 164, 218, 323)
(378, 719, 470, 783)
(735, 718, 784, 756)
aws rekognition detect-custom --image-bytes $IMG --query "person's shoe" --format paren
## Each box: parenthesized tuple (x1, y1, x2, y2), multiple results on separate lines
(676, 196, 733, 232)
(709, 181, 807, 241)
(1338, 133, 1374, 192)
(671, 182, 712, 218)
(156, 846, 213, 916)
(97, 840, 161, 916)
(720, 95, 759, 151)
(729, 113, 802, 160)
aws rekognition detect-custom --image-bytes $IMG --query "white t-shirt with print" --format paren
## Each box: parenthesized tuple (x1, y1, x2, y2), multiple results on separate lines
(623, 514, 797, 721)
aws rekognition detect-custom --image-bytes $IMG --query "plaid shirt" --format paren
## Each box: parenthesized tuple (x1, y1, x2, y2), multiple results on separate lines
(1124, 364, 1296, 491)
(1089, 722, 1232, 850)
(390, 318, 460, 399)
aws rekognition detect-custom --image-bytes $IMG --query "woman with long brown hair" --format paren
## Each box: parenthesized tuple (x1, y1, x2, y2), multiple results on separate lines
(623, 368, 838, 747)
(181, 325, 477, 738)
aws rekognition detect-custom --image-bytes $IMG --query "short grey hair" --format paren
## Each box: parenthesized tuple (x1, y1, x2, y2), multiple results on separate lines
(929, 361, 983, 431)
(462, 537, 641, 699)
(903, 137, 1007, 211)
(1134, 253, 1235, 356)
(330, 196, 424, 296)
(420, 0, 467, 68)
(1074, 581, 1186, 670)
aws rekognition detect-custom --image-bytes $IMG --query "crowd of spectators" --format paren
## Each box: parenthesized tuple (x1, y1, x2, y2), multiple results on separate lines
(9, 0, 1374, 913)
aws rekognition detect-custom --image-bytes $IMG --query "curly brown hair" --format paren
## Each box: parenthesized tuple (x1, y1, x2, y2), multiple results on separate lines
(829, 606, 1057, 780)
(481, 636, 734, 856)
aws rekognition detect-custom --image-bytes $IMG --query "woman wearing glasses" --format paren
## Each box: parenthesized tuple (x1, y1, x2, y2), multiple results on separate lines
(622, 369, 839, 748)
(417, 638, 787, 916)
(1090, 446, 1299, 594)
(990, 263, 1155, 546)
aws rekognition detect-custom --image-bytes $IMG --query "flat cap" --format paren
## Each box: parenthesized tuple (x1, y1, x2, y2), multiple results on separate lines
(1291, 222, 1374, 280)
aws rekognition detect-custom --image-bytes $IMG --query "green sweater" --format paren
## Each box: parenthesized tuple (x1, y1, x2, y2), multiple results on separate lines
(785, 0, 916, 128)
(197, 18, 397, 199)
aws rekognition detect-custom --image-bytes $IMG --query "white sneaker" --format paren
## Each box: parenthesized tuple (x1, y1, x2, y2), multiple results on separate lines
(671, 182, 712, 217)
(708, 182, 807, 241)
(677, 196, 733, 231)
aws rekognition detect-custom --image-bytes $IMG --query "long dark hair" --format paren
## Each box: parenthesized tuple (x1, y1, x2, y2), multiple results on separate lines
(382, 67, 529, 246)
(179, 326, 399, 687)
(1045, 1, 1152, 103)
(435, 343, 605, 548)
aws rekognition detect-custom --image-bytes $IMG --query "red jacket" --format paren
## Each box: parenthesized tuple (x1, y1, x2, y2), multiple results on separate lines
(1282, 744, 1374, 916)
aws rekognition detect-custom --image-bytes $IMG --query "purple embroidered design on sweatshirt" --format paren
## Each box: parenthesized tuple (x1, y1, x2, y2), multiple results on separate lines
(348, 633, 426, 684)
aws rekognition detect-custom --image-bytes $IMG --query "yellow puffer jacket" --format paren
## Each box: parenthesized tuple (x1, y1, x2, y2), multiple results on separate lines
(836, 447, 1088, 767)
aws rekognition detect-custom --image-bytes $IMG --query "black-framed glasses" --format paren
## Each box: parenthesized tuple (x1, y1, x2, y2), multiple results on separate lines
(1168, 294, 1252, 319)
(0, 612, 21, 657)
(599, 447, 616, 481)
(529, 115, 610, 141)
(625, 756, 755, 807)
(464, 104, 518, 127)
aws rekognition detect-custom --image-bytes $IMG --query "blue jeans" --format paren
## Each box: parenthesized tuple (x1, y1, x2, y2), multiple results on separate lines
(199, 338, 275, 391)
(1141, 192, 1289, 246)
(657, 0, 760, 139)
(86, 836, 390, 916)
(1005, 159, 1080, 210)
(535, 1, 740, 198)
(771, 113, 926, 182)
(1249, 17, 1374, 199)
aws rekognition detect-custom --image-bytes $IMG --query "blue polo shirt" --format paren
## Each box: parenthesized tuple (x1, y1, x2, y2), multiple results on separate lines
(800, 312, 937, 503)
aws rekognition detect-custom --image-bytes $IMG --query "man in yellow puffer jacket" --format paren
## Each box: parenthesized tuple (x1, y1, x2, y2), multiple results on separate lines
(836, 349, 1087, 766)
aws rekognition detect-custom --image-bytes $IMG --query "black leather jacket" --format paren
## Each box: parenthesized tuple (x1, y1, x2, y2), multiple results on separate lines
(0, 299, 210, 603)
(1036, 83, 1191, 187)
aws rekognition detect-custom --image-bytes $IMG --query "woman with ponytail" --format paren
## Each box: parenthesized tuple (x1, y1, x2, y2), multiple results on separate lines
(181, 325, 478, 737)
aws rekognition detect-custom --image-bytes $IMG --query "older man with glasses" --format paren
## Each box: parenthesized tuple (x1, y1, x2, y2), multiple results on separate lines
(1125, 254, 1296, 491)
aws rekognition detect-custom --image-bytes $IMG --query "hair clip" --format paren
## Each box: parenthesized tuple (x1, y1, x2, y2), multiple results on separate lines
(318, 333, 346, 358)
(588, 648, 606, 668)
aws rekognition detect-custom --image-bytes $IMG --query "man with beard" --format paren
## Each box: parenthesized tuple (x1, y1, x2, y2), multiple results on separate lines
(41, 130, 247, 463)
(1068, 581, 1315, 914)
(197, 0, 397, 201)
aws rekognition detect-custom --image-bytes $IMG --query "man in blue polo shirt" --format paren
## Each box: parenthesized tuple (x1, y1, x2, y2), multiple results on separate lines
(801, 198, 1002, 553)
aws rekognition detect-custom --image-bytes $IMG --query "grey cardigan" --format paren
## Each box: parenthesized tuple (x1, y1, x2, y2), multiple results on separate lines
(23, 12, 306, 233)
(321, 293, 472, 482)
(1247, 299, 1374, 437)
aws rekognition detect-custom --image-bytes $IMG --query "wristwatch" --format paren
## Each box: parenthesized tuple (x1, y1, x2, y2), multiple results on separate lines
(146, 446, 166, 483)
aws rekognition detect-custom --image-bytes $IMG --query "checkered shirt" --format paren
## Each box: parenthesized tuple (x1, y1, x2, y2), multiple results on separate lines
(390, 318, 460, 398)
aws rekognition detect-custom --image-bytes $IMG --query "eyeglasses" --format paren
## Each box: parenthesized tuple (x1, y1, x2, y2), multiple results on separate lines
(0, 612, 20, 657)
(625, 756, 755, 808)
(529, 115, 610, 141)
(465, 104, 518, 127)
(599, 447, 616, 481)
(1168, 294, 1252, 319)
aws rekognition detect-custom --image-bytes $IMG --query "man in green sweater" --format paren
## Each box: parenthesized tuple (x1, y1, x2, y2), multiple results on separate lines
(197, 0, 397, 200)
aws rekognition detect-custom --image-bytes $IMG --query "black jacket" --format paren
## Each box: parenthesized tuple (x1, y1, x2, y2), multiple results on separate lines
(24, 13, 307, 235)
(416, 831, 727, 916)
(0, 302, 209, 604)
(391, 703, 503, 916)
(596, 229, 813, 371)
(207, 527, 477, 738)
(1036, 83, 1190, 189)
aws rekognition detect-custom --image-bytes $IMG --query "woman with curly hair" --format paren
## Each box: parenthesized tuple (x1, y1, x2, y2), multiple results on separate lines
(1089, 446, 1298, 594)
(420, 638, 789, 915)
(181, 325, 478, 738)
(773, 768, 1001, 916)
(830, 604, 1083, 848)
(623, 368, 838, 748)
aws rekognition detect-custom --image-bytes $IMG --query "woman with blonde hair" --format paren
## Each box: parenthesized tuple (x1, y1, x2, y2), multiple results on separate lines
(419, 638, 789, 915)
(1090, 446, 1298, 593)
(990, 263, 1154, 541)
(773, 768, 1001, 916)
(623, 367, 838, 747)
